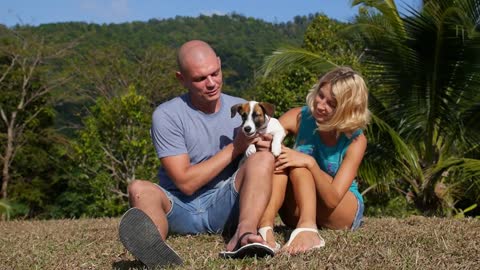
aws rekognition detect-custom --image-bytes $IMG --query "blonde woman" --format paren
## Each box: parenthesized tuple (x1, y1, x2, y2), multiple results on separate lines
(258, 67, 370, 254)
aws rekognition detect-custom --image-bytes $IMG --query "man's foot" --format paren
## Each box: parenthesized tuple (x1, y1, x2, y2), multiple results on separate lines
(282, 227, 325, 255)
(219, 232, 274, 259)
(119, 208, 183, 268)
(226, 229, 264, 251)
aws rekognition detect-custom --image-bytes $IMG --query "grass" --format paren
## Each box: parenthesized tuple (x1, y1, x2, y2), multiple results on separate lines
(1, 216, 479, 269)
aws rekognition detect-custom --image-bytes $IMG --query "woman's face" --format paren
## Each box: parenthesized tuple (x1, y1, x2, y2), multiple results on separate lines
(313, 83, 336, 123)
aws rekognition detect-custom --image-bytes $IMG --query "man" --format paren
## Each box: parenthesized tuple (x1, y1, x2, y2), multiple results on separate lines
(119, 40, 275, 269)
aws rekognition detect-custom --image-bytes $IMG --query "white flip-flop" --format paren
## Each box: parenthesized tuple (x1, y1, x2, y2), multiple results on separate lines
(286, 227, 325, 249)
(258, 226, 281, 252)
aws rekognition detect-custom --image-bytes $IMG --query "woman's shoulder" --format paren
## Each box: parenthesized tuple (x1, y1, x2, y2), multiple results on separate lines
(279, 107, 303, 134)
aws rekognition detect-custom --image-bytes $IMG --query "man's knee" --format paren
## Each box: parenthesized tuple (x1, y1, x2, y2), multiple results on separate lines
(128, 179, 151, 197)
(248, 151, 274, 171)
(128, 180, 163, 203)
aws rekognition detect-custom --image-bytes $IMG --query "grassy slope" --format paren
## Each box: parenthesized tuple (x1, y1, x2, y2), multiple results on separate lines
(1, 217, 479, 269)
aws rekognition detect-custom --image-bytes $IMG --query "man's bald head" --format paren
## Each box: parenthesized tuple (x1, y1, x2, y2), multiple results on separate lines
(177, 40, 217, 74)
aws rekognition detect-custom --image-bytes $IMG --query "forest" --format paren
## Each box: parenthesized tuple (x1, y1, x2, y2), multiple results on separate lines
(0, 0, 479, 220)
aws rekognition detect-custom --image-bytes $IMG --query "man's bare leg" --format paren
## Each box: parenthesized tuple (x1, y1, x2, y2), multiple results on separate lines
(128, 180, 172, 239)
(226, 152, 274, 251)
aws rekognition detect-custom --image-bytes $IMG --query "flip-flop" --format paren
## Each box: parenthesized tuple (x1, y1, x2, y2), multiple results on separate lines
(219, 232, 275, 259)
(286, 227, 325, 249)
(119, 207, 183, 269)
(258, 226, 281, 252)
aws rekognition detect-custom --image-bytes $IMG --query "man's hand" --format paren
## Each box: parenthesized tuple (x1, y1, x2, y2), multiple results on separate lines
(255, 134, 273, 152)
(232, 130, 258, 157)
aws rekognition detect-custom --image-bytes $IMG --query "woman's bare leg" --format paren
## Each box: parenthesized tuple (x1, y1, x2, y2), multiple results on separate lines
(258, 172, 288, 249)
(282, 167, 323, 254)
(316, 191, 358, 230)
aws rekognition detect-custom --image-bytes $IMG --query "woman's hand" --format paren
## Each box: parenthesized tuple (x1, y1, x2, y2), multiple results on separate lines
(274, 145, 315, 171)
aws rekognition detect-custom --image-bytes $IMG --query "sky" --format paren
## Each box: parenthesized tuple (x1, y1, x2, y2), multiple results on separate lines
(0, 0, 422, 27)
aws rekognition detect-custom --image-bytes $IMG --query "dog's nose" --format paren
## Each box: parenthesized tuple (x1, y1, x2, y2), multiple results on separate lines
(244, 126, 252, 133)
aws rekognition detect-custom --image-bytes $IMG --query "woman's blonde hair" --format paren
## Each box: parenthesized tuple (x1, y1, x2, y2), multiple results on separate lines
(306, 66, 370, 135)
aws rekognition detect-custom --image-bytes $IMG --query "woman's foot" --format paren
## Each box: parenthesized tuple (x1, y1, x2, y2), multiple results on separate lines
(282, 227, 325, 254)
(258, 226, 281, 251)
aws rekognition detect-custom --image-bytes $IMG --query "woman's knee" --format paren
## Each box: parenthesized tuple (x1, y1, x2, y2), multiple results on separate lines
(289, 167, 312, 180)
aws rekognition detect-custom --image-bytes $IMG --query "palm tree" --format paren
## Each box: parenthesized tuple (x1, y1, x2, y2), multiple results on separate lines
(260, 0, 480, 215)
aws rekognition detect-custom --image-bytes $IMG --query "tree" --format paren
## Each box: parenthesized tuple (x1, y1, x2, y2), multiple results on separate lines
(259, 14, 364, 79)
(56, 87, 158, 217)
(0, 29, 73, 201)
(348, 0, 480, 215)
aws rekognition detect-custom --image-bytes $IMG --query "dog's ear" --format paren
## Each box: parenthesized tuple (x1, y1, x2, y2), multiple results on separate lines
(230, 104, 242, 118)
(259, 102, 275, 117)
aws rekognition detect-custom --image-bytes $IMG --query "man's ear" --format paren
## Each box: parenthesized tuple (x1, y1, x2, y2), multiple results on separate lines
(176, 71, 184, 84)
(230, 104, 242, 118)
(259, 102, 275, 117)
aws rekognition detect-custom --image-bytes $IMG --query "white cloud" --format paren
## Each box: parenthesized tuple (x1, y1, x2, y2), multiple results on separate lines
(199, 10, 226, 17)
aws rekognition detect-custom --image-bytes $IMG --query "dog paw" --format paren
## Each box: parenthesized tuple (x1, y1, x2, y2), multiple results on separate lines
(245, 145, 257, 157)
(271, 145, 281, 157)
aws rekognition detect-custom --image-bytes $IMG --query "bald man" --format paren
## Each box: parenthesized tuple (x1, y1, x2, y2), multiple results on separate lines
(119, 40, 275, 268)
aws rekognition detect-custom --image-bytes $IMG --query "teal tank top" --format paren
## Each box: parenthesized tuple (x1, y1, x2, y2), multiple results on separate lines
(294, 106, 363, 203)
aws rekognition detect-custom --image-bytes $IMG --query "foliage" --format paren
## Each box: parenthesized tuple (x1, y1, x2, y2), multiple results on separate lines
(26, 13, 311, 92)
(54, 87, 158, 217)
(259, 2, 480, 216)
(0, 199, 11, 220)
(0, 14, 311, 219)
(350, 0, 480, 216)
(259, 14, 365, 78)
(0, 27, 73, 213)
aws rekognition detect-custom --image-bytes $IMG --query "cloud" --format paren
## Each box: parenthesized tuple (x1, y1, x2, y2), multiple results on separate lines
(199, 10, 226, 17)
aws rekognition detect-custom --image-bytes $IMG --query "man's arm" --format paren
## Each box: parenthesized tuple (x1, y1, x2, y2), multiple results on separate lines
(161, 130, 257, 196)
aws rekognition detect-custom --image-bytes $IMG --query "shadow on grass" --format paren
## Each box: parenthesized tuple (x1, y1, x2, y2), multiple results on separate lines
(274, 224, 293, 243)
(112, 259, 146, 270)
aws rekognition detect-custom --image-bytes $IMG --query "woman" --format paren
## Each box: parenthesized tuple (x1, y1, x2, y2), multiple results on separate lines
(258, 66, 370, 254)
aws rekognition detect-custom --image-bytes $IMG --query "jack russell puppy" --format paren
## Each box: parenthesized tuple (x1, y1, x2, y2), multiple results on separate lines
(231, 101, 286, 158)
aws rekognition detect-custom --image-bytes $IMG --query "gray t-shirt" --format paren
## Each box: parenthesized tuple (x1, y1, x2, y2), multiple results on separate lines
(151, 93, 246, 197)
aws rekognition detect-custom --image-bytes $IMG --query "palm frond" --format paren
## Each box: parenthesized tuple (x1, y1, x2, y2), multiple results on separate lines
(258, 47, 337, 78)
(365, 113, 424, 193)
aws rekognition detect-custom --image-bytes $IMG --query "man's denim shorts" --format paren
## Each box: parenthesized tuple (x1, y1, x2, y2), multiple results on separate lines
(351, 197, 364, 231)
(157, 172, 240, 235)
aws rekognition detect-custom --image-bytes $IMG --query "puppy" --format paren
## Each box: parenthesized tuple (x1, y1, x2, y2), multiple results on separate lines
(231, 101, 285, 157)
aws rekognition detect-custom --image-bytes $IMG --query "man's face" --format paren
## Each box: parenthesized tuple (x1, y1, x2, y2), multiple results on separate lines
(179, 56, 223, 104)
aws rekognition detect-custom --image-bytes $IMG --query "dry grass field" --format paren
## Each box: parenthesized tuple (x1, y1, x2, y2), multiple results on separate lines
(1, 216, 479, 269)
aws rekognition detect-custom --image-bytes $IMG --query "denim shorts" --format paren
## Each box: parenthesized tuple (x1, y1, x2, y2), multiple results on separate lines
(158, 172, 240, 235)
(351, 197, 364, 231)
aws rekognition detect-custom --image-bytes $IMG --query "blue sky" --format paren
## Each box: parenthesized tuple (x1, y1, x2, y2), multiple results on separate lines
(0, 0, 422, 27)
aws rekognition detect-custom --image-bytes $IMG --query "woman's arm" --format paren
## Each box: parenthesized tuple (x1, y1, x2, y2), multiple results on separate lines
(278, 107, 302, 136)
(275, 133, 367, 209)
(307, 133, 367, 208)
